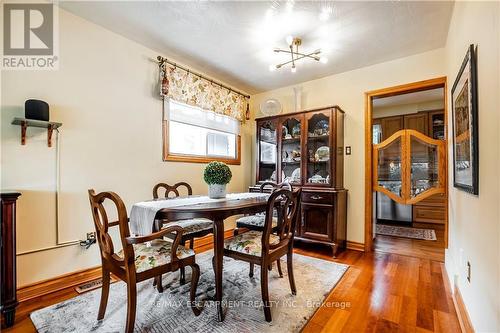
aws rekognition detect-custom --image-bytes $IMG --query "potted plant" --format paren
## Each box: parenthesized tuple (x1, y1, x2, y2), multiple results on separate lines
(204, 161, 232, 199)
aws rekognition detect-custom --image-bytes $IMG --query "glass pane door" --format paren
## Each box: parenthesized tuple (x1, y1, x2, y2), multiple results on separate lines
(258, 120, 278, 182)
(376, 136, 403, 198)
(306, 111, 331, 185)
(409, 133, 443, 200)
(280, 116, 303, 185)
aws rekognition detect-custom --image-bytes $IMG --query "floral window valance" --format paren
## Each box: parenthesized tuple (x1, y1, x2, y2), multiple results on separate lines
(160, 64, 248, 122)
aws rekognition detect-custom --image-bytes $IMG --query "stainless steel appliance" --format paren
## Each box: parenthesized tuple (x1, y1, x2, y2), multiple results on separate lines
(376, 192, 412, 223)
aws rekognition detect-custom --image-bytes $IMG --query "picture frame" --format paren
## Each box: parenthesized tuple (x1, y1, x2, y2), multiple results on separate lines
(451, 44, 478, 195)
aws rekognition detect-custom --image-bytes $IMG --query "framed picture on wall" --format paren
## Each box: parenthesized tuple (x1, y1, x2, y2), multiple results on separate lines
(451, 44, 478, 195)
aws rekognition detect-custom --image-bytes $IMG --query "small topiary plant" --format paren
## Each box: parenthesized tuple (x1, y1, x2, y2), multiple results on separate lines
(204, 161, 232, 185)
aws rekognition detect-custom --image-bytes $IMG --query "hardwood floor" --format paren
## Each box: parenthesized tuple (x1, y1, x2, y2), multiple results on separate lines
(4, 238, 459, 333)
(374, 222, 446, 262)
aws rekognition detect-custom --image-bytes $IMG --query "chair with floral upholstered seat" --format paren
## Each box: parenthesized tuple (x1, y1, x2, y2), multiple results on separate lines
(233, 181, 292, 277)
(223, 188, 300, 322)
(152, 182, 213, 288)
(88, 189, 203, 333)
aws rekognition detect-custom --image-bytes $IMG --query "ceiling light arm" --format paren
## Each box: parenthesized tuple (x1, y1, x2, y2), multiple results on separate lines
(276, 50, 323, 68)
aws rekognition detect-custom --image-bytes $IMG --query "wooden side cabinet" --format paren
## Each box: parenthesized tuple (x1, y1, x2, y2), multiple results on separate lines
(296, 189, 347, 257)
(1, 192, 21, 328)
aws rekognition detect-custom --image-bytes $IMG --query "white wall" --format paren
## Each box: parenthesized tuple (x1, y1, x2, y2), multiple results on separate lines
(444, 2, 500, 332)
(250, 49, 446, 244)
(1, 9, 253, 286)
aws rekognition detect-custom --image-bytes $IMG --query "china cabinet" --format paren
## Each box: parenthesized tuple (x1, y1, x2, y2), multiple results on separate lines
(253, 106, 347, 256)
(373, 129, 446, 205)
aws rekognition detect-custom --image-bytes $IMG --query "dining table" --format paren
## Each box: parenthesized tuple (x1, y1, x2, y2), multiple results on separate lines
(130, 192, 273, 322)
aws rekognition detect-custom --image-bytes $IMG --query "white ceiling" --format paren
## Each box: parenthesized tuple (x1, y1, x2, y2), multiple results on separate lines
(373, 88, 444, 108)
(60, 1, 454, 94)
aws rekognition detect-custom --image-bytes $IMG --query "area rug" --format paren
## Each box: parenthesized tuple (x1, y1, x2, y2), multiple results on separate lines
(30, 251, 348, 332)
(376, 224, 437, 241)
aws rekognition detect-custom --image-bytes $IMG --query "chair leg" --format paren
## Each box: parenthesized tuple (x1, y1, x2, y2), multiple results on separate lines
(287, 251, 297, 295)
(260, 261, 272, 322)
(189, 263, 203, 316)
(189, 237, 194, 250)
(276, 259, 283, 278)
(179, 239, 187, 284)
(97, 268, 110, 320)
(249, 263, 254, 277)
(156, 275, 164, 293)
(180, 266, 186, 285)
(125, 281, 137, 333)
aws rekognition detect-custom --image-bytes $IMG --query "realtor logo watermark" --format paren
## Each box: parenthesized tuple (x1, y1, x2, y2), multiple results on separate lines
(2, 2, 59, 70)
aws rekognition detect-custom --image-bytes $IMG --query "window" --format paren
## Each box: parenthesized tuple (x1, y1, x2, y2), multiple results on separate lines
(163, 99, 241, 164)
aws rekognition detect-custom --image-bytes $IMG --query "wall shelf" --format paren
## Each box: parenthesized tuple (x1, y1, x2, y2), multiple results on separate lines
(11, 118, 62, 147)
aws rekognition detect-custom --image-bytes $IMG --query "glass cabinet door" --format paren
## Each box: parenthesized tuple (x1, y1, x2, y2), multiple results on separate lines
(280, 115, 303, 185)
(258, 119, 278, 182)
(305, 111, 332, 186)
(373, 129, 445, 204)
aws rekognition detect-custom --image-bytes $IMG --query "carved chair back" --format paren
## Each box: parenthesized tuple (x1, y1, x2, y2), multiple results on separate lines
(259, 181, 292, 193)
(153, 182, 193, 199)
(261, 188, 299, 255)
(88, 190, 134, 271)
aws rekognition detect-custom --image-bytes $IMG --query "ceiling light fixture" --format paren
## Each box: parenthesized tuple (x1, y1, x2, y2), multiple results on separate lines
(269, 36, 328, 72)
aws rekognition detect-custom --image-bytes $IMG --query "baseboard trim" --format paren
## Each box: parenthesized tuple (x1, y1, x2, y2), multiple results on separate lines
(18, 266, 102, 302)
(346, 241, 365, 252)
(17, 228, 237, 303)
(452, 284, 474, 333)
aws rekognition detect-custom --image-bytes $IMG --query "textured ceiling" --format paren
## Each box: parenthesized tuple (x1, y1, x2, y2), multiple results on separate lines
(60, 1, 454, 94)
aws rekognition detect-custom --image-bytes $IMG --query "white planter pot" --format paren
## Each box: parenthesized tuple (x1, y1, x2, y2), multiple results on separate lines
(208, 184, 226, 199)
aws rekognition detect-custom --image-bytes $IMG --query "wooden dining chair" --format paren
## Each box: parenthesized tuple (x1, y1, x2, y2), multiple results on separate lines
(153, 182, 213, 287)
(233, 181, 292, 278)
(88, 189, 202, 333)
(223, 188, 299, 322)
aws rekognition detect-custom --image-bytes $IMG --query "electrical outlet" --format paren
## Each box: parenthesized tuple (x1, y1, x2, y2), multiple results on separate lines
(86, 232, 96, 241)
(466, 261, 471, 283)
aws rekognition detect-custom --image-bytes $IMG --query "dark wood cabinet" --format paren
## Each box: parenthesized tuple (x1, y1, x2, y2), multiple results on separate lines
(1, 192, 21, 328)
(254, 106, 347, 257)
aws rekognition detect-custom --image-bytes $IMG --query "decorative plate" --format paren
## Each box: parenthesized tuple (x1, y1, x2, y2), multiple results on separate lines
(291, 168, 301, 182)
(260, 99, 282, 116)
(315, 146, 330, 161)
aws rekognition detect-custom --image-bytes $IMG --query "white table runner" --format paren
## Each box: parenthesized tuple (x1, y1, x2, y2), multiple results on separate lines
(129, 192, 269, 236)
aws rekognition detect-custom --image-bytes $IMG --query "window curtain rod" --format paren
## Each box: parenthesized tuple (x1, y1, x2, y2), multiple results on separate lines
(157, 56, 250, 99)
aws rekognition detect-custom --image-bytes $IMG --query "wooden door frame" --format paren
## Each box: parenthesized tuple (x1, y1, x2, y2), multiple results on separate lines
(364, 77, 448, 252)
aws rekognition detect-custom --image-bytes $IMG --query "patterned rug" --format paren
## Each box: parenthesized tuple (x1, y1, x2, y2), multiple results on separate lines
(30, 250, 348, 332)
(376, 224, 437, 241)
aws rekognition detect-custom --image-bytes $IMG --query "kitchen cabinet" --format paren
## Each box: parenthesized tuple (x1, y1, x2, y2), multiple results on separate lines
(404, 113, 428, 134)
(381, 116, 403, 140)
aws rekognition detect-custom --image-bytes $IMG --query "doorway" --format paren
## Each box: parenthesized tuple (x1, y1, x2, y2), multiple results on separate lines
(364, 77, 448, 261)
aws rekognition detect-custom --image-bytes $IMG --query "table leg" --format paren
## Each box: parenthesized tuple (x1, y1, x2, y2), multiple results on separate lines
(213, 218, 226, 321)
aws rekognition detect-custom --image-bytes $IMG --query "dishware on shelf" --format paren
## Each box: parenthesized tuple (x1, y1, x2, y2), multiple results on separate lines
(282, 125, 288, 138)
(315, 146, 330, 161)
(291, 168, 301, 182)
(308, 174, 327, 184)
(291, 123, 301, 138)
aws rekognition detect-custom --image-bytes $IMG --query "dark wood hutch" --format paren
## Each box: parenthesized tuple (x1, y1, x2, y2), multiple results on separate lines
(251, 105, 347, 256)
